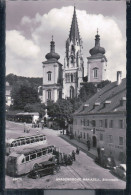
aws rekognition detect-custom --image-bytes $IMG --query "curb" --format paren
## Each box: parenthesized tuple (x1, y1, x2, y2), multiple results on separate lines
(60, 135, 96, 160)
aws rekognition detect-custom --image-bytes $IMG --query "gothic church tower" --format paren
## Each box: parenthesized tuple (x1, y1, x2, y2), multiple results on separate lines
(63, 6, 84, 99)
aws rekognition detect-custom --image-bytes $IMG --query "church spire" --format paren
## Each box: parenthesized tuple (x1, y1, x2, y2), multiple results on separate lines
(69, 6, 80, 43)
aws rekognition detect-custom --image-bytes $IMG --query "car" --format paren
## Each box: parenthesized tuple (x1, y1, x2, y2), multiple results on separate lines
(95, 155, 116, 169)
(28, 161, 60, 179)
(112, 164, 126, 180)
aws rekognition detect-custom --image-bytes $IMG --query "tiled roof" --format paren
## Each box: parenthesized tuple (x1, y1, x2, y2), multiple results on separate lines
(74, 78, 126, 115)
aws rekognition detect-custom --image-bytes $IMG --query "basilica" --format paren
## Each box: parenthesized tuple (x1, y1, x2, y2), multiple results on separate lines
(42, 6, 107, 104)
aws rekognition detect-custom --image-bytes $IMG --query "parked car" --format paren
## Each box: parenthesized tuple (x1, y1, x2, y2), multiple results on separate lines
(112, 164, 126, 180)
(28, 161, 60, 179)
(95, 155, 116, 169)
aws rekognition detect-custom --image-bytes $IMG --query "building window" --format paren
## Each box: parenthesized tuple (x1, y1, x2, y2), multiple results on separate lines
(92, 120, 96, 127)
(108, 135, 113, 143)
(93, 68, 98, 78)
(109, 120, 113, 128)
(47, 90, 51, 100)
(87, 120, 89, 126)
(100, 133, 103, 141)
(119, 120, 124, 129)
(47, 71, 52, 81)
(119, 137, 124, 145)
(70, 86, 74, 99)
(71, 74, 73, 82)
(105, 119, 108, 128)
(99, 120, 103, 127)
(83, 119, 86, 126)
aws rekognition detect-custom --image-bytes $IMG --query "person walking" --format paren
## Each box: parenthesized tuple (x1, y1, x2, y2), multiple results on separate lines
(87, 140, 90, 151)
(76, 147, 80, 155)
(72, 150, 76, 161)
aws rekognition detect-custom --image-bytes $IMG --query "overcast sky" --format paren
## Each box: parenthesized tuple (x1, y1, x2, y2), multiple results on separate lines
(6, 0, 126, 81)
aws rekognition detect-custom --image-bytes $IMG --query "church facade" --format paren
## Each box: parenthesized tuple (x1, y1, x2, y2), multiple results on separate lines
(42, 7, 107, 104)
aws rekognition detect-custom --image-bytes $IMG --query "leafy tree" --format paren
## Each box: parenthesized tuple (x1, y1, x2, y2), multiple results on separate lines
(12, 84, 40, 110)
(78, 82, 97, 102)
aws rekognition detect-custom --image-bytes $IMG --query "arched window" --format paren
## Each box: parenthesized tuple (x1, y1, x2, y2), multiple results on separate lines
(93, 68, 98, 78)
(47, 71, 52, 81)
(47, 90, 51, 100)
(70, 86, 74, 99)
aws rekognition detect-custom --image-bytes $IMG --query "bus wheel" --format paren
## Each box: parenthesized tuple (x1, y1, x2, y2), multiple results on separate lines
(33, 164, 39, 170)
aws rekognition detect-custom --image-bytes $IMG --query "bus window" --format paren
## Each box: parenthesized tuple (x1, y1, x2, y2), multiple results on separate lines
(48, 147, 52, 153)
(37, 152, 42, 157)
(30, 154, 36, 160)
(31, 138, 35, 143)
(26, 139, 30, 144)
(10, 143, 13, 147)
(42, 150, 46, 155)
(35, 137, 39, 142)
(39, 136, 43, 141)
(21, 140, 25, 145)
(22, 158, 25, 163)
(26, 156, 29, 162)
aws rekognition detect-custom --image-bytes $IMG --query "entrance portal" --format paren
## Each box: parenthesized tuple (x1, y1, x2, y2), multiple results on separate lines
(92, 136, 97, 147)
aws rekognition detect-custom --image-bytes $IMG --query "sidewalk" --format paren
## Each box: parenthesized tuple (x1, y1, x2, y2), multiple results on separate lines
(60, 134, 97, 160)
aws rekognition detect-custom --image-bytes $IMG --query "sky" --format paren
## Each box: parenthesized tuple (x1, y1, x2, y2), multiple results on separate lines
(6, 0, 126, 81)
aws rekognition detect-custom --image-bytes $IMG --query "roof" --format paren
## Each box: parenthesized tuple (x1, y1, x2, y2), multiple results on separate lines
(74, 78, 126, 116)
(16, 112, 39, 116)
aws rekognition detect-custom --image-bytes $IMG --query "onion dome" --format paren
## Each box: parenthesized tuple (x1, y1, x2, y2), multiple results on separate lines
(45, 36, 60, 60)
(89, 29, 105, 56)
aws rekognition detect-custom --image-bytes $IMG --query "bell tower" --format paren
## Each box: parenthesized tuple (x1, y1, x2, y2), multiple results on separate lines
(87, 30, 107, 83)
(63, 6, 84, 99)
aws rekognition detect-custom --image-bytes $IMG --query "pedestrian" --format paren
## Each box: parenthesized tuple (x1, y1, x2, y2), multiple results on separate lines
(76, 147, 80, 155)
(24, 122, 26, 133)
(72, 150, 76, 161)
(87, 140, 90, 151)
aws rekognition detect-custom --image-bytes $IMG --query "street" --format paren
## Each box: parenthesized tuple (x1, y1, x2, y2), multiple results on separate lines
(5, 121, 126, 189)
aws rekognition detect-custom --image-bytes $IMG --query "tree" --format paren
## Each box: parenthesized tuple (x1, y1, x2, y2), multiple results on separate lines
(78, 82, 97, 102)
(12, 83, 40, 110)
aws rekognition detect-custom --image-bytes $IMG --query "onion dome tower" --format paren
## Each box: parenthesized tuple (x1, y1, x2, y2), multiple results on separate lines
(42, 36, 63, 104)
(87, 29, 107, 83)
(45, 36, 60, 61)
(63, 6, 84, 99)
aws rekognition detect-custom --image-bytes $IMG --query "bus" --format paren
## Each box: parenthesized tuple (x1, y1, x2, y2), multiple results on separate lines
(6, 144, 55, 176)
(6, 134, 47, 155)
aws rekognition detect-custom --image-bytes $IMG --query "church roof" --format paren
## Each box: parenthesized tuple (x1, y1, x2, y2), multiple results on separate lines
(74, 77, 126, 116)
(69, 6, 81, 44)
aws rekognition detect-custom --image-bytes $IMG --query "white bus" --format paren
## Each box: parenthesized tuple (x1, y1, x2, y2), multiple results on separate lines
(6, 134, 47, 155)
(6, 144, 55, 176)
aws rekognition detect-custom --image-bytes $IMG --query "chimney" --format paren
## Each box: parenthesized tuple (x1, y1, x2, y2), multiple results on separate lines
(117, 71, 122, 85)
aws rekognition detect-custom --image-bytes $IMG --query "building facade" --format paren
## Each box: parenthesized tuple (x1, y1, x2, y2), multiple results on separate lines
(73, 72, 126, 164)
(87, 30, 107, 83)
(62, 6, 84, 99)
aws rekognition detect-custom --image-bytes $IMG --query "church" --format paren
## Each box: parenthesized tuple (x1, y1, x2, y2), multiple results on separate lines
(42, 6, 107, 104)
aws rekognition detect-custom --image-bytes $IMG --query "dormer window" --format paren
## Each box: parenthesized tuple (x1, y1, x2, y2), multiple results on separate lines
(47, 71, 52, 81)
(93, 67, 98, 78)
